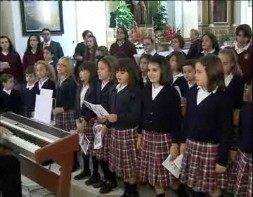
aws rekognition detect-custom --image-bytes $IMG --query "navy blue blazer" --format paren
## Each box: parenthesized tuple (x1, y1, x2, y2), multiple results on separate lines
(34, 79, 56, 98)
(170, 76, 188, 98)
(107, 85, 141, 130)
(75, 83, 97, 121)
(141, 83, 182, 142)
(182, 86, 233, 166)
(239, 102, 253, 154)
(226, 75, 244, 109)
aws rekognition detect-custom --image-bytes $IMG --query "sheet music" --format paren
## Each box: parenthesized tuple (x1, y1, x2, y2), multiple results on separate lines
(174, 154, 183, 169)
(34, 95, 53, 124)
(79, 133, 90, 155)
(83, 100, 109, 117)
(162, 155, 181, 178)
(93, 124, 103, 149)
(40, 88, 53, 98)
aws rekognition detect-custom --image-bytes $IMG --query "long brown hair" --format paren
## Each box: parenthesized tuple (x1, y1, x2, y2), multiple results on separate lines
(218, 49, 242, 76)
(84, 35, 98, 62)
(196, 54, 225, 92)
(35, 60, 57, 82)
(98, 56, 117, 82)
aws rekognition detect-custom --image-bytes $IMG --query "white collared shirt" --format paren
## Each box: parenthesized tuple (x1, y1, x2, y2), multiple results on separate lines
(44, 40, 51, 48)
(38, 78, 49, 90)
(172, 72, 184, 84)
(101, 80, 109, 90)
(147, 49, 157, 56)
(26, 83, 35, 90)
(3, 88, 11, 95)
(225, 73, 233, 87)
(188, 82, 194, 88)
(201, 49, 215, 55)
(197, 86, 217, 105)
(234, 42, 250, 54)
(152, 84, 163, 100)
(1, 51, 8, 56)
(116, 84, 127, 93)
(80, 84, 89, 106)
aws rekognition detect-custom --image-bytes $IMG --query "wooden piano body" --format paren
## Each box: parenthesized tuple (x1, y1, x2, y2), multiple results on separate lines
(0, 112, 79, 197)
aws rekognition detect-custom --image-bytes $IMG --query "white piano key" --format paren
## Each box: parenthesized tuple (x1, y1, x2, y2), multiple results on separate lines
(2, 134, 41, 153)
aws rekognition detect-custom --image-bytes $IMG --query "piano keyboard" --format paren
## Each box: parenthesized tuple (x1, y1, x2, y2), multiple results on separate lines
(2, 134, 41, 153)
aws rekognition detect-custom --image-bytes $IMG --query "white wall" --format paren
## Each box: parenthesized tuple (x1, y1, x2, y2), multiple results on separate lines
(9, 1, 77, 58)
(75, 1, 107, 46)
(234, 0, 252, 28)
(0, 1, 108, 58)
(182, 0, 198, 38)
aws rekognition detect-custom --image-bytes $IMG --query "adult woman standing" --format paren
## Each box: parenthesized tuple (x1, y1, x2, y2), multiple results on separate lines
(109, 27, 137, 60)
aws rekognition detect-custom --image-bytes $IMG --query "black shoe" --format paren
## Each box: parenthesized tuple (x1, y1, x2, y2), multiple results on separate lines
(128, 191, 139, 197)
(99, 180, 117, 194)
(93, 180, 105, 188)
(74, 170, 91, 180)
(85, 174, 100, 186)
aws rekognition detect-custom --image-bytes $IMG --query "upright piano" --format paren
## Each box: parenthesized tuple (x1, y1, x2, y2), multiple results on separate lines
(0, 112, 79, 197)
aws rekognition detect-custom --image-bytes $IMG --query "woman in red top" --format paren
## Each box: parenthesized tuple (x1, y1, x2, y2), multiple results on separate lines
(0, 35, 23, 85)
(23, 34, 43, 70)
(109, 27, 137, 60)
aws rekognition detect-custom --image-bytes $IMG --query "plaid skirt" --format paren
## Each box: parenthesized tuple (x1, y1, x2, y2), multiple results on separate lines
(55, 110, 76, 132)
(109, 128, 139, 179)
(138, 130, 176, 188)
(231, 151, 253, 197)
(92, 121, 111, 161)
(180, 139, 227, 192)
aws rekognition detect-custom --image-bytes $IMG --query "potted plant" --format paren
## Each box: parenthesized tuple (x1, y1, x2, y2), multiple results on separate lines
(113, 3, 134, 30)
(152, 5, 168, 31)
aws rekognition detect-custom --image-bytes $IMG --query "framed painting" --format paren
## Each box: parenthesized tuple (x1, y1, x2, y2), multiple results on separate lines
(20, 1, 64, 35)
(212, 0, 228, 24)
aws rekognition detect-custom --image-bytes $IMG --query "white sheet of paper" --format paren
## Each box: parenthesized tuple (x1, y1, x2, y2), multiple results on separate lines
(34, 95, 53, 124)
(174, 154, 183, 169)
(79, 134, 90, 155)
(162, 155, 180, 178)
(0, 62, 10, 69)
(40, 88, 53, 98)
(93, 124, 103, 149)
(83, 100, 109, 117)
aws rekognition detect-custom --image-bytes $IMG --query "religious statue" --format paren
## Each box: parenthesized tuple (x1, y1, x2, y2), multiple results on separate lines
(132, 1, 147, 25)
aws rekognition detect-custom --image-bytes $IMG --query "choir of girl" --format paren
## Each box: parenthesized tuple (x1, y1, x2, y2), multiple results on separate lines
(0, 23, 252, 197)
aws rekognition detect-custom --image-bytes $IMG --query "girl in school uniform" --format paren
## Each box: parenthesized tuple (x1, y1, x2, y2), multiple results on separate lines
(83, 35, 98, 63)
(196, 33, 219, 58)
(228, 80, 252, 197)
(180, 54, 233, 197)
(43, 46, 57, 72)
(229, 24, 252, 83)
(0, 35, 23, 85)
(104, 58, 141, 197)
(34, 60, 56, 96)
(171, 34, 187, 57)
(87, 56, 117, 194)
(138, 55, 182, 197)
(218, 49, 244, 109)
(53, 57, 78, 170)
(23, 34, 43, 70)
(95, 46, 109, 62)
(53, 56, 77, 131)
(139, 54, 151, 88)
(167, 51, 188, 98)
(74, 61, 98, 181)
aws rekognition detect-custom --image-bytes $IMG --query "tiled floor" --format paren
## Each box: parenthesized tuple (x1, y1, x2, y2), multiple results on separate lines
(21, 164, 178, 197)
